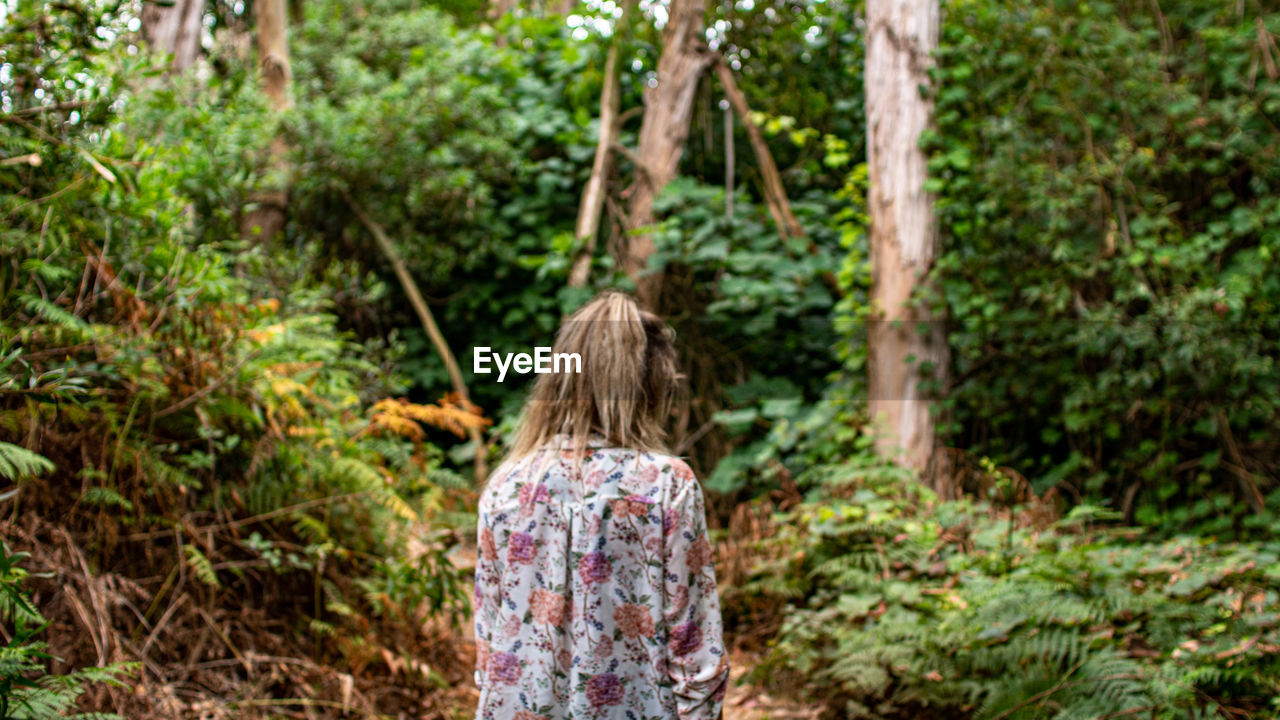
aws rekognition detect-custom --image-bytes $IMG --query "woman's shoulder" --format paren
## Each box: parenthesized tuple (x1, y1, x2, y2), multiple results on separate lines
(648, 451, 695, 478)
(627, 450, 698, 495)
(478, 455, 528, 508)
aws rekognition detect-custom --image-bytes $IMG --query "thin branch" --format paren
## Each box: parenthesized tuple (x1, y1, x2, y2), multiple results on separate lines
(612, 141, 653, 186)
(1, 100, 88, 117)
(344, 191, 488, 481)
(712, 56, 805, 240)
(152, 347, 263, 420)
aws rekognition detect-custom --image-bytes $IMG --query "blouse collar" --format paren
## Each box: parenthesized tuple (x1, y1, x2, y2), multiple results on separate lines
(547, 432, 610, 449)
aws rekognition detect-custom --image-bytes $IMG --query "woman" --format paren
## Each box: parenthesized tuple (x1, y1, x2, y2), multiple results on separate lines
(474, 291, 729, 720)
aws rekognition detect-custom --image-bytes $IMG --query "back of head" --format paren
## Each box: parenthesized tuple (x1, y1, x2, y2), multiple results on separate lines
(504, 291, 677, 464)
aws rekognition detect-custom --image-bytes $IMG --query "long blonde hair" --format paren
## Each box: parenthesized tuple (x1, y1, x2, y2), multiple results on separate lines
(503, 291, 678, 467)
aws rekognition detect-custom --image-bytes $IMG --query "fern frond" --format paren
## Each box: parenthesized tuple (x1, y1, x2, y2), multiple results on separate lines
(182, 544, 220, 588)
(0, 442, 54, 481)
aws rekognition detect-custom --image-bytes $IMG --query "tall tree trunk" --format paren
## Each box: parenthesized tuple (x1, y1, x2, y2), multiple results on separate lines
(622, 0, 711, 309)
(141, 0, 205, 71)
(864, 0, 949, 487)
(241, 0, 293, 243)
(255, 0, 293, 112)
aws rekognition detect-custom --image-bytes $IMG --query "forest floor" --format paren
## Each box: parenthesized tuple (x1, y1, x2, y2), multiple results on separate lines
(442, 544, 819, 720)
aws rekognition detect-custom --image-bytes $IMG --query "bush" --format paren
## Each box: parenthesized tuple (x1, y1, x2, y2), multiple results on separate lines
(927, 0, 1280, 533)
(1, 4, 474, 714)
(748, 466, 1280, 718)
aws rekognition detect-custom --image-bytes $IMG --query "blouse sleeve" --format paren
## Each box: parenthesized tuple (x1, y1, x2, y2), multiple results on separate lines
(473, 508, 500, 689)
(662, 463, 730, 720)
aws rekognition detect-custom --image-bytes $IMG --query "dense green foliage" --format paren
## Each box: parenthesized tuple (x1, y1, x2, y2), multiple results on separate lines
(929, 0, 1280, 533)
(1, 4, 472, 712)
(729, 3, 1280, 716)
(748, 460, 1280, 718)
(3, 0, 1280, 717)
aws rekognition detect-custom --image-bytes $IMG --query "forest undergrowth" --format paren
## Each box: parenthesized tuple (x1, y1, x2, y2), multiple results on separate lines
(4, 0, 1280, 718)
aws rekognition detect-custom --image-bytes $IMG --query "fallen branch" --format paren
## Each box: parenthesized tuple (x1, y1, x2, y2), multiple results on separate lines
(1219, 409, 1267, 514)
(344, 191, 488, 482)
(152, 346, 263, 419)
(713, 56, 804, 241)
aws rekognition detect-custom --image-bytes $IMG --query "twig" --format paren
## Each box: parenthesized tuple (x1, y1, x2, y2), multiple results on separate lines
(2, 100, 88, 117)
(675, 418, 717, 454)
(59, 529, 111, 665)
(151, 347, 263, 420)
(230, 698, 382, 719)
(712, 55, 805, 241)
(188, 653, 317, 671)
(612, 141, 653, 186)
(141, 589, 188, 656)
(195, 606, 251, 675)
(122, 493, 362, 541)
(1218, 409, 1267, 514)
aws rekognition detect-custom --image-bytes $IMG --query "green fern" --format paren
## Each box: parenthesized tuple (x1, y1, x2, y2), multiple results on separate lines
(78, 487, 133, 513)
(0, 443, 54, 483)
(18, 294, 91, 336)
(182, 544, 220, 588)
(0, 544, 134, 719)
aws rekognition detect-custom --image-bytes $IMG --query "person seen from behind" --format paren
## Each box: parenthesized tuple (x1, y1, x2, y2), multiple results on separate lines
(473, 291, 729, 719)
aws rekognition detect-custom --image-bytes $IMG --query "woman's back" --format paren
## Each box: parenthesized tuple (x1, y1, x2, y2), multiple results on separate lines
(474, 437, 728, 719)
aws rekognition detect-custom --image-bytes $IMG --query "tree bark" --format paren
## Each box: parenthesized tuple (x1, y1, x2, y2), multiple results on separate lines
(622, 0, 711, 309)
(255, 0, 293, 112)
(141, 0, 205, 71)
(568, 16, 625, 288)
(864, 0, 949, 487)
(241, 0, 293, 244)
(713, 58, 803, 240)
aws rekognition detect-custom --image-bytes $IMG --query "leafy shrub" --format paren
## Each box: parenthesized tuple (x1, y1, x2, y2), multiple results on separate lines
(748, 467, 1280, 719)
(1, 4, 474, 714)
(927, 0, 1280, 532)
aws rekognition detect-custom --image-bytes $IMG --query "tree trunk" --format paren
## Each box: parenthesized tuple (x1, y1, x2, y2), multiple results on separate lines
(622, 0, 711, 309)
(255, 0, 293, 112)
(141, 0, 205, 71)
(568, 4, 630, 288)
(241, 0, 293, 244)
(864, 0, 949, 487)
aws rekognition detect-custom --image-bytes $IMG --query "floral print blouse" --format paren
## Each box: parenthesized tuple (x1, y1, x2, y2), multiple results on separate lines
(474, 437, 729, 720)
